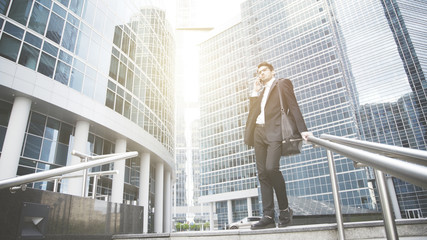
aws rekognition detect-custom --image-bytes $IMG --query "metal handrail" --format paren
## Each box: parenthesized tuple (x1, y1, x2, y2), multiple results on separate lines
(320, 134, 427, 166)
(309, 136, 427, 189)
(0, 150, 138, 190)
(45, 170, 119, 181)
(307, 135, 427, 240)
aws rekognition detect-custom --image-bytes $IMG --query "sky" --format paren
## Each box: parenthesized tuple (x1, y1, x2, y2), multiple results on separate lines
(172, 0, 245, 103)
(163, 0, 245, 29)
(169, 1, 245, 207)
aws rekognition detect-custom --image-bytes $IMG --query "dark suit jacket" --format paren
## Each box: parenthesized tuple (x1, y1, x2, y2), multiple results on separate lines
(244, 78, 307, 147)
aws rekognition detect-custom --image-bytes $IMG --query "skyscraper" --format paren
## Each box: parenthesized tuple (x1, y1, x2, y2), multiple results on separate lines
(0, 0, 175, 233)
(199, 0, 426, 229)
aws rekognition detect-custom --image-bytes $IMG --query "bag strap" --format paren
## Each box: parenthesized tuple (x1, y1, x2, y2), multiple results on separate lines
(277, 84, 287, 141)
(277, 82, 302, 142)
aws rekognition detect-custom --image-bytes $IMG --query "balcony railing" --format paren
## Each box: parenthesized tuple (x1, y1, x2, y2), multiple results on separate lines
(307, 134, 427, 240)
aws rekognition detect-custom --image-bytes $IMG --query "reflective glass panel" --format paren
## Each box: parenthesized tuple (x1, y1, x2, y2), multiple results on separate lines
(83, 76, 95, 97)
(75, 32, 89, 59)
(42, 41, 58, 56)
(109, 55, 118, 80)
(52, 3, 66, 18)
(82, 0, 94, 24)
(8, 0, 32, 25)
(0, 100, 12, 127)
(4, 21, 24, 39)
(38, 52, 55, 78)
(24, 32, 42, 48)
(55, 142, 68, 166)
(46, 13, 64, 44)
(62, 22, 77, 52)
(58, 123, 72, 145)
(54, 60, 71, 85)
(106, 89, 115, 109)
(113, 26, 122, 47)
(87, 40, 99, 67)
(28, 2, 49, 35)
(18, 43, 40, 70)
(69, 0, 84, 16)
(28, 112, 46, 137)
(23, 134, 42, 159)
(58, 0, 69, 8)
(115, 95, 123, 114)
(70, 68, 83, 91)
(0, 0, 11, 15)
(0, 33, 20, 61)
(38, 0, 52, 8)
(40, 139, 55, 163)
(45, 118, 60, 141)
(0, 126, 6, 151)
(59, 50, 72, 64)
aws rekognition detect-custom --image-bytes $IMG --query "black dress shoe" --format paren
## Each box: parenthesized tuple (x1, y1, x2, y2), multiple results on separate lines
(250, 216, 276, 230)
(278, 208, 293, 228)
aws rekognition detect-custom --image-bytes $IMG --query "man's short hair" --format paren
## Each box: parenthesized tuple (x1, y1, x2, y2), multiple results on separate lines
(257, 62, 274, 71)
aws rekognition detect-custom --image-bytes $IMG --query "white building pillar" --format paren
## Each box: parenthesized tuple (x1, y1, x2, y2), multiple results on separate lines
(209, 202, 215, 230)
(0, 97, 31, 180)
(67, 120, 90, 196)
(139, 152, 150, 233)
(227, 200, 233, 227)
(111, 138, 127, 203)
(247, 197, 253, 217)
(164, 170, 172, 233)
(154, 162, 164, 233)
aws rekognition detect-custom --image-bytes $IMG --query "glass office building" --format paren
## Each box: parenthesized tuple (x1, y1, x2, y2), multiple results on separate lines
(199, 0, 426, 228)
(0, 0, 175, 233)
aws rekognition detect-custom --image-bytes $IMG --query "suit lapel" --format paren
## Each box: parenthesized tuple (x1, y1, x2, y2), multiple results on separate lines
(265, 78, 279, 105)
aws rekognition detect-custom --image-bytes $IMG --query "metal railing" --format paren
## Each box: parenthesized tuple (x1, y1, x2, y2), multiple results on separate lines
(307, 134, 427, 240)
(0, 150, 139, 195)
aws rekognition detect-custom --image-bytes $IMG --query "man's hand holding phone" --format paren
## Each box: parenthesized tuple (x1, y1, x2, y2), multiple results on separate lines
(253, 77, 263, 93)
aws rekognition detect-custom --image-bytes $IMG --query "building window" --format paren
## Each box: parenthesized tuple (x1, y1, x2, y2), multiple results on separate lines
(38, 52, 56, 77)
(8, 0, 32, 25)
(28, 2, 50, 35)
(46, 13, 65, 44)
(0, 33, 21, 61)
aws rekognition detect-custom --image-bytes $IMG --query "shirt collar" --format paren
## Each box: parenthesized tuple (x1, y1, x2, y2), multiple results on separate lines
(264, 77, 275, 88)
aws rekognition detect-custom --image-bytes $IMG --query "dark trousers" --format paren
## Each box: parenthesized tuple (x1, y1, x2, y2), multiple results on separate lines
(254, 125, 289, 217)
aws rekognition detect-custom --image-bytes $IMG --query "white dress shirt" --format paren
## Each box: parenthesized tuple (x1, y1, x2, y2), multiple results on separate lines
(253, 77, 275, 125)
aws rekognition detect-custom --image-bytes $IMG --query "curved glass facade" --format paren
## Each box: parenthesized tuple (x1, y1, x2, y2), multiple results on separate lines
(0, 0, 174, 153)
(0, 0, 175, 233)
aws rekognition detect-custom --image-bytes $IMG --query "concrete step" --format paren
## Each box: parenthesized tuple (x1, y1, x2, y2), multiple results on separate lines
(113, 219, 427, 240)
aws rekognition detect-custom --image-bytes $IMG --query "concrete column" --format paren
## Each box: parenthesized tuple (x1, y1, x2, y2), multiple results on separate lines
(164, 170, 172, 233)
(154, 162, 164, 233)
(139, 152, 150, 233)
(227, 200, 233, 227)
(67, 120, 90, 196)
(209, 202, 215, 231)
(111, 138, 126, 203)
(247, 197, 253, 217)
(0, 97, 31, 180)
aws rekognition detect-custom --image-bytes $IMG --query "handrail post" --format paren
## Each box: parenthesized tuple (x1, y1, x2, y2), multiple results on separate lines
(81, 156, 88, 197)
(92, 175, 98, 199)
(53, 178, 59, 192)
(375, 170, 399, 240)
(326, 150, 345, 240)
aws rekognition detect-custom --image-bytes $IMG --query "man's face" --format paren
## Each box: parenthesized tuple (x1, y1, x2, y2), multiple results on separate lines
(257, 66, 274, 83)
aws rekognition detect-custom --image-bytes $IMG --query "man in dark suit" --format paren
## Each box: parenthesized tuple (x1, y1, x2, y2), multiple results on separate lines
(244, 62, 312, 229)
